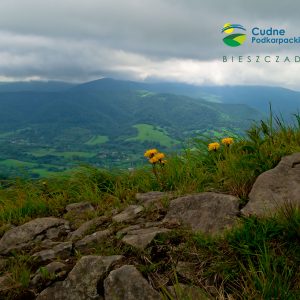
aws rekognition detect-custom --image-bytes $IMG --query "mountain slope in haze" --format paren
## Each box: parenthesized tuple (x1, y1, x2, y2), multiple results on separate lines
(73, 78, 300, 119)
(0, 78, 284, 177)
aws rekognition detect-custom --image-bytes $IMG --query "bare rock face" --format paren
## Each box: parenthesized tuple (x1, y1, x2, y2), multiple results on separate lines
(122, 227, 170, 250)
(112, 205, 144, 223)
(104, 265, 161, 300)
(0, 217, 70, 255)
(163, 193, 239, 235)
(37, 255, 123, 300)
(242, 153, 300, 217)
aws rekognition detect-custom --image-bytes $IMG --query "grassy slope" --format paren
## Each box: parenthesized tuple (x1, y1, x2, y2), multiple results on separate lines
(126, 124, 178, 147)
(0, 114, 300, 299)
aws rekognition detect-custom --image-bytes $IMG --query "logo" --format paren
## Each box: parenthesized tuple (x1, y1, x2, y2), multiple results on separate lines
(222, 23, 246, 47)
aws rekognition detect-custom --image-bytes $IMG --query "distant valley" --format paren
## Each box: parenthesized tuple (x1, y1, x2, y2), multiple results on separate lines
(0, 78, 299, 178)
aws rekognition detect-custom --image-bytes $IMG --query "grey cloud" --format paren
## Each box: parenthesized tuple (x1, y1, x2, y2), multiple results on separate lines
(0, 0, 300, 86)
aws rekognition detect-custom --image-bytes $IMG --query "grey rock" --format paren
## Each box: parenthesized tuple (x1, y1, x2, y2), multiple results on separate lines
(37, 255, 123, 300)
(104, 265, 161, 300)
(32, 242, 73, 263)
(66, 202, 95, 213)
(31, 261, 67, 288)
(136, 191, 173, 208)
(112, 205, 144, 223)
(68, 216, 108, 241)
(242, 153, 300, 217)
(75, 229, 112, 251)
(122, 227, 170, 250)
(0, 217, 70, 255)
(163, 192, 239, 235)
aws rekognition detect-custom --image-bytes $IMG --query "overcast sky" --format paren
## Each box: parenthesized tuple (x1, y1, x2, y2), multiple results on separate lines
(1, 0, 300, 88)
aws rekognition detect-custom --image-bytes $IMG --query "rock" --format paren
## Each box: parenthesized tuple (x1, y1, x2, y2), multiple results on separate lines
(104, 265, 161, 300)
(136, 191, 173, 209)
(166, 284, 208, 300)
(163, 193, 239, 235)
(112, 205, 144, 223)
(75, 229, 112, 251)
(242, 153, 300, 217)
(122, 227, 170, 250)
(68, 216, 108, 241)
(31, 262, 67, 288)
(0, 217, 70, 255)
(66, 202, 95, 213)
(37, 255, 123, 300)
(32, 242, 73, 263)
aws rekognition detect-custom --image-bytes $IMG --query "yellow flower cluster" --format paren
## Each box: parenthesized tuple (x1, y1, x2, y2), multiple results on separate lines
(144, 149, 166, 165)
(144, 149, 158, 158)
(222, 137, 234, 146)
(208, 137, 234, 151)
(208, 142, 220, 151)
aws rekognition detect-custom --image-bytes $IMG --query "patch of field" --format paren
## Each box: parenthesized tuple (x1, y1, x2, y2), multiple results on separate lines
(0, 159, 37, 168)
(126, 124, 177, 148)
(85, 135, 109, 145)
(53, 151, 96, 158)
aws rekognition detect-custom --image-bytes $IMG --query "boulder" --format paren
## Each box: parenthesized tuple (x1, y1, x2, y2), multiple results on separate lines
(112, 205, 144, 223)
(32, 242, 73, 263)
(37, 255, 123, 300)
(242, 153, 300, 217)
(0, 217, 70, 255)
(68, 216, 108, 241)
(104, 265, 161, 300)
(75, 229, 112, 251)
(122, 227, 170, 250)
(163, 193, 239, 235)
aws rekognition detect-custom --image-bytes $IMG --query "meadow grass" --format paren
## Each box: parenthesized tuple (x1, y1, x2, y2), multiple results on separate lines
(0, 113, 300, 298)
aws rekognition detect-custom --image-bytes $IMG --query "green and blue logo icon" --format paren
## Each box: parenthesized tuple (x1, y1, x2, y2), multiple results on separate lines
(222, 23, 246, 47)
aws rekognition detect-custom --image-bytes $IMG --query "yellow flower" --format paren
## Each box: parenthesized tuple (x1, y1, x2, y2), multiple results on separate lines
(208, 142, 220, 151)
(155, 152, 165, 160)
(144, 149, 158, 158)
(222, 137, 234, 146)
(149, 156, 159, 164)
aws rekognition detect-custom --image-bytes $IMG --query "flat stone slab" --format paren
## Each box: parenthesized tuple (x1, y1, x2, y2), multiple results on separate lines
(242, 153, 300, 217)
(163, 192, 239, 235)
(0, 217, 70, 255)
(104, 265, 161, 300)
(112, 205, 144, 223)
(136, 191, 173, 208)
(32, 242, 73, 263)
(68, 216, 108, 241)
(75, 229, 112, 251)
(122, 227, 170, 250)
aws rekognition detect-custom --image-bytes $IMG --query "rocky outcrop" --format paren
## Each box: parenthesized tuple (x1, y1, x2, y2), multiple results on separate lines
(242, 153, 300, 217)
(0, 217, 70, 255)
(37, 255, 123, 300)
(104, 265, 161, 300)
(163, 192, 239, 234)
